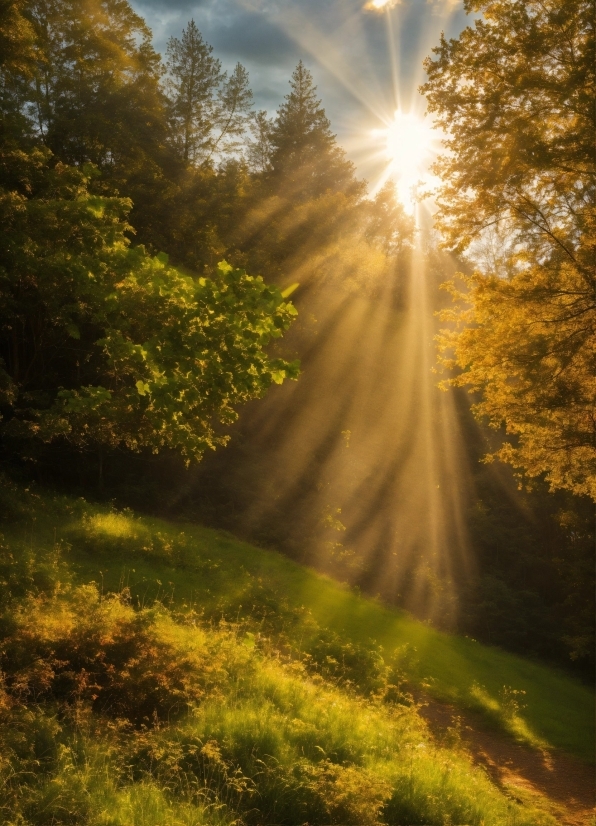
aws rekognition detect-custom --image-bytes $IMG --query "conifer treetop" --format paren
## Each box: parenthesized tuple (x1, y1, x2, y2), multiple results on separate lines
(269, 61, 363, 199)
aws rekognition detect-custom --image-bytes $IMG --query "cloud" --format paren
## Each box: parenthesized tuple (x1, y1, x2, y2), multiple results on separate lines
(134, 0, 207, 9)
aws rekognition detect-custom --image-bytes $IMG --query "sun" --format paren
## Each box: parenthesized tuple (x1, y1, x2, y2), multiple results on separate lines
(376, 110, 438, 212)
(364, 0, 400, 9)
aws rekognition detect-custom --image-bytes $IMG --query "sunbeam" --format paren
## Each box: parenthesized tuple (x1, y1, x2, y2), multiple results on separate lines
(175, 0, 476, 626)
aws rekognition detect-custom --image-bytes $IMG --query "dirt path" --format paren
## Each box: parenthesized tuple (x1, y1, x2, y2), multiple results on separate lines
(418, 697, 595, 825)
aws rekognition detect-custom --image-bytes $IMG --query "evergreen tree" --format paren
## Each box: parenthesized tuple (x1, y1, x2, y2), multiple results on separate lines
(209, 62, 253, 160)
(166, 22, 254, 166)
(246, 109, 274, 174)
(268, 61, 363, 200)
(165, 19, 222, 164)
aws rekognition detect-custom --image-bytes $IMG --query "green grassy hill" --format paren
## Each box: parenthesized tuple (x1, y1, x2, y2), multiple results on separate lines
(0, 480, 593, 826)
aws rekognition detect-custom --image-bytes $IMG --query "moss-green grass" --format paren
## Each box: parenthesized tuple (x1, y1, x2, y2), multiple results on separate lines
(3, 485, 594, 762)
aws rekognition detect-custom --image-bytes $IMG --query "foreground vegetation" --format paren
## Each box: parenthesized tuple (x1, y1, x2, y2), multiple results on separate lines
(0, 480, 592, 825)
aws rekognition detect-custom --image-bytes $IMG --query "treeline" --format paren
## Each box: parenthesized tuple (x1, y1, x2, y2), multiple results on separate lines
(1, 1, 412, 274)
(0, 0, 413, 471)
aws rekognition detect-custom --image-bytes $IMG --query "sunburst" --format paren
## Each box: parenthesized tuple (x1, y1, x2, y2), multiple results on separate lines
(373, 109, 440, 212)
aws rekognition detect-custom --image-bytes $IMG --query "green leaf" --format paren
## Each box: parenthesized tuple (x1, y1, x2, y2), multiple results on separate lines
(281, 282, 299, 298)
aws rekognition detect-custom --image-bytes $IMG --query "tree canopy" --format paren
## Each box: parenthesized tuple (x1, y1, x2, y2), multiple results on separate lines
(422, 0, 596, 500)
(0, 3, 414, 469)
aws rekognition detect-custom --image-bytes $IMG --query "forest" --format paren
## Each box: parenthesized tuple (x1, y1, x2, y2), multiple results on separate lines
(0, 0, 594, 824)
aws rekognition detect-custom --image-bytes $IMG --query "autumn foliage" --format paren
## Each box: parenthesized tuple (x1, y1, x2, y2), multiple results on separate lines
(423, 0, 595, 498)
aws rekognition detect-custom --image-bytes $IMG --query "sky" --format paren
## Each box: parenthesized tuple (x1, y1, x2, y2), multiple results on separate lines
(129, 0, 472, 189)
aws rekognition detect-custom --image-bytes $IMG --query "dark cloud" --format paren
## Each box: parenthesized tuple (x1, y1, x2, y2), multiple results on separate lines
(133, 0, 207, 10)
(205, 10, 299, 67)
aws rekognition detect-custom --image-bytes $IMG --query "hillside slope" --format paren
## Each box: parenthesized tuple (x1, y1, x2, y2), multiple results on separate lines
(0, 481, 593, 825)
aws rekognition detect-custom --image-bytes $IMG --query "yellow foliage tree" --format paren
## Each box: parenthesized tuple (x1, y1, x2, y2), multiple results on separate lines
(422, 0, 596, 499)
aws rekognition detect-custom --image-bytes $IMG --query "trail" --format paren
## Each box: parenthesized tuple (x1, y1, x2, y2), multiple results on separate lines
(420, 697, 595, 825)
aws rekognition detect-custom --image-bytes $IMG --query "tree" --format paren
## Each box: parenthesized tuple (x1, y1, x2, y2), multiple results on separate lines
(0, 146, 299, 465)
(210, 62, 253, 160)
(166, 21, 253, 165)
(0, 0, 178, 254)
(165, 19, 222, 164)
(0, 0, 36, 140)
(268, 61, 363, 201)
(365, 181, 415, 256)
(422, 0, 596, 500)
(0, 0, 185, 258)
(246, 110, 274, 174)
(18, 0, 168, 168)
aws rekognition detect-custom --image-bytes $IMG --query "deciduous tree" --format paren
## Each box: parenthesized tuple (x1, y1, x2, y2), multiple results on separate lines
(21, 0, 168, 168)
(423, 0, 596, 499)
(0, 146, 298, 464)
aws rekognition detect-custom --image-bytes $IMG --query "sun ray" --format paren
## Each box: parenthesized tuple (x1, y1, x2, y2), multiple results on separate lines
(238, 0, 390, 122)
(385, 2, 402, 112)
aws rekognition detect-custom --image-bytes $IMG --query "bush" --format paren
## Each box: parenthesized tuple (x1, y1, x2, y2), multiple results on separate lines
(0, 584, 252, 725)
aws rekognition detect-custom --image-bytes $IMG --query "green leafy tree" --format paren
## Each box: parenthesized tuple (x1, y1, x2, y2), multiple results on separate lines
(19, 0, 168, 168)
(0, 0, 179, 258)
(422, 0, 596, 499)
(0, 146, 298, 464)
(0, 0, 36, 139)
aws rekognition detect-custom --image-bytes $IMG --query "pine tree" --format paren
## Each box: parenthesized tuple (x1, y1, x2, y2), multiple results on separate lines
(268, 61, 362, 200)
(246, 109, 273, 173)
(166, 23, 254, 166)
(209, 62, 253, 160)
(166, 19, 223, 164)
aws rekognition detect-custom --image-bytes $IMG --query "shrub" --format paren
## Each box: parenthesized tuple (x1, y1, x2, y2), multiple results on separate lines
(0, 584, 249, 725)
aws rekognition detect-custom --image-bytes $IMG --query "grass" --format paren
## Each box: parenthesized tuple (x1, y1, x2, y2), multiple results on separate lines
(63, 506, 593, 761)
(0, 479, 593, 825)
